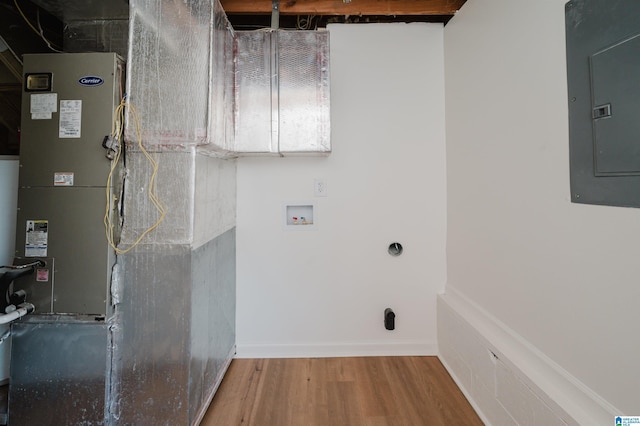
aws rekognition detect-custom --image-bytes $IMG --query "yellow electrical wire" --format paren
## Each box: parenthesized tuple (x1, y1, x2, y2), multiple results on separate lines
(104, 100, 166, 255)
(13, 0, 39, 37)
(13, 0, 62, 52)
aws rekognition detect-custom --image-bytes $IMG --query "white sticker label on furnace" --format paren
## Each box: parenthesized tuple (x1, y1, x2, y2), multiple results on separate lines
(59, 100, 82, 138)
(25, 220, 48, 257)
(30, 93, 57, 115)
(54, 172, 74, 186)
(32, 113, 52, 120)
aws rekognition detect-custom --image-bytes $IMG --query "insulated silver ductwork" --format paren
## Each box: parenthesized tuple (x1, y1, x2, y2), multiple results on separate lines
(235, 30, 331, 155)
(8, 0, 329, 423)
(32, 0, 331, 156)
(126, 0, 232, 151)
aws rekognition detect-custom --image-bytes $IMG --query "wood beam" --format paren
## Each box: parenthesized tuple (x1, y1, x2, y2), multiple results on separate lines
(0, 50, 23, 82)
(220, 0, 466, 16)
(0, 83, 21, 93)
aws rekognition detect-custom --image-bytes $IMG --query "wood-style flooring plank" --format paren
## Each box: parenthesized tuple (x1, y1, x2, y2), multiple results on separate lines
(200, 356, 483, 426)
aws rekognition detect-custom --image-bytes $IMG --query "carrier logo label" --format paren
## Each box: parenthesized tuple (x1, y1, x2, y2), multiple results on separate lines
(78, 76, 104, 87)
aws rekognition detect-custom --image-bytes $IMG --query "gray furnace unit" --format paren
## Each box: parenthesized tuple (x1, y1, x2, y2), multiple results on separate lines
(9, 53, 124, 425)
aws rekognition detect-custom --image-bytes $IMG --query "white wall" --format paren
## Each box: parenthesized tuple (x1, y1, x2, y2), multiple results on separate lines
(236, 23, 447, 357)
(0, 157, 19, 383)
(445, 0, 639, 417)
(0, 157, 18, 266)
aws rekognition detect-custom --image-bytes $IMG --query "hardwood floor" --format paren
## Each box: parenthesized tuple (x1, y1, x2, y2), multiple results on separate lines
(200, 356, 483, 425)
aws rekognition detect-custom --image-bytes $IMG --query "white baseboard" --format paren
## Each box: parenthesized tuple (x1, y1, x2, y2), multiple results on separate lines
(235, 341, 437, 358)
(438, 288, 619, 426)
(438, 355, 494, 426)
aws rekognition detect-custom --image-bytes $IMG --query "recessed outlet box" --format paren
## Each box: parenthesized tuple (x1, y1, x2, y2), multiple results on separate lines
(284, 203, 316, 230)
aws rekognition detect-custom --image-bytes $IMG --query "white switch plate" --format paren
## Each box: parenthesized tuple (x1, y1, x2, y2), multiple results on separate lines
(314, 178, 327, 197)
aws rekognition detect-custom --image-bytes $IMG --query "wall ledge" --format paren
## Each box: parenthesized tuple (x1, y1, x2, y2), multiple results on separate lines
(438, 287, 619, 426)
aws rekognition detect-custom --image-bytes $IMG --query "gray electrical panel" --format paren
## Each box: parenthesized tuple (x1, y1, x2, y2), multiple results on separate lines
(566, 0, 640, 207)
(15, 53, 124, 315)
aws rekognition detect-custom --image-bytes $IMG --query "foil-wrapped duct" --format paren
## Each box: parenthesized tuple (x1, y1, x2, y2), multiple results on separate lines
(235, 30, 331, 155)
(126, 0, 235, 152)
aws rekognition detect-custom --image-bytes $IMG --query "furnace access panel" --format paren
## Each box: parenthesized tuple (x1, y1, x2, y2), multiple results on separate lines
(15, 53, 124, 315)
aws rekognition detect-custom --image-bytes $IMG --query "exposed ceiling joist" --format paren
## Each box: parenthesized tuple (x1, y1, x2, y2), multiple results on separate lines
(0, 50, 22, 82)
(220, 0, 466, 16)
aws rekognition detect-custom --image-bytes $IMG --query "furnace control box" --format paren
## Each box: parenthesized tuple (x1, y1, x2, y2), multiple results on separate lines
(15, 53, 124, 315)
